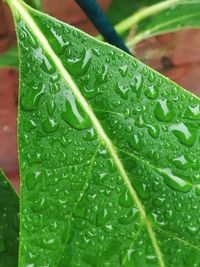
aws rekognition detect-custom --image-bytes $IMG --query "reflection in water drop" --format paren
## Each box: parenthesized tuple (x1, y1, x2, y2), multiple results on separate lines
(159, 168, 192, 192)
(154, 99, 175, 122)
(62, 91, 90, 130)
(66, 49, 92, 76)
(169, 123, 196, 147)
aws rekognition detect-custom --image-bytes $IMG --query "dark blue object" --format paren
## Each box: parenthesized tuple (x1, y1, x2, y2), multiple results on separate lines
(75, 0, 131, 54)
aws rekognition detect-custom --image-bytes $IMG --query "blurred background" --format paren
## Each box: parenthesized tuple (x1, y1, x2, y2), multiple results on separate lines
(0, 0, 200, 191)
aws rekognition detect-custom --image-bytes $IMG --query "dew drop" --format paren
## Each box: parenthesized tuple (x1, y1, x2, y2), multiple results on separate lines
(116, 82, 130, 100)
(129, 134, 141, 151)
(147, 124, 160, 139)
(119, 65, 128, 77)
(84, 128, 97, 141)
(172, 155, 190, 170)
(20, 84, 45, 111)
(159, 168, 192, 192)
(96, 208, 109, 226)
(184, 104, 200, 120)
(118, 208, 138, 225)
(43, 117, 59, 133)
(145, 85, 158, 99)
(131, 75, 143, 99)
(62, 91, 90, 130)
(169, 123, 196, 147)
(67, 49, 92, 76)
(118, 190, 133, 208)
(154, 99, 175, 122)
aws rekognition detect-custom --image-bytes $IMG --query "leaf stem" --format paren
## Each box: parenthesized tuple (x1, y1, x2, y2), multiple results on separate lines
(97, 0, 180, 41)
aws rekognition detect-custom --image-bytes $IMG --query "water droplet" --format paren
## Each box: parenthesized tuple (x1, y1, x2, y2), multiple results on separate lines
(96, 208, 109, 226)
(34, 48, 55, 74)
(159, 168, 192, 192)
(184, 104, 200, 120)
(62, 91, 90, 129)
(43, 117, 59, 133)
(119, 65, 128, 77)
(133, 180, 150, 200)
(118, 190, 133, 207)
(131, 75, 143, 99)
(172, 155, 190, 170)
(67, 49, 92, 76)
(129, 134, 141, 151)
(41, 237, 57, 250)
(145, 85, 158, 99)
(118, 208, 138, 225)
(84, 128, 97, 141)
(20, 83, 45, 111)
(169, 123, 196, 147)
(32, 196, 47, 211)
(154, 99, 175, 122)
(116, 82, 130, 100)
(51, 28, 70, 54)
(147, 72, 155, 82)
(147, 124, 160, 139)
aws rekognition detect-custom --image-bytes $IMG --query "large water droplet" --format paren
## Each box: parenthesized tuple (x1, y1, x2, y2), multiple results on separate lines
(51, 28, 70, 54)
(20, 83, 45, 111)
(154, 99, 175, 122)
(172, 155, 190, 170)
(116, 82, 130, 100)
(147, 124, 160, 139)
(34, 48, 56, 74)
(67, 49, 92, 76)
(62, 91, 90, 130)
(159, 168, 192, 192)
(169, 123, 196, 147)
(145, 85, 158, 99)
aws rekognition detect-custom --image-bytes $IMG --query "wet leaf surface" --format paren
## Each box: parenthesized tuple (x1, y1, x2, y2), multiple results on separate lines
(0, 169, 19, 267)
(7, 0, 200, 266)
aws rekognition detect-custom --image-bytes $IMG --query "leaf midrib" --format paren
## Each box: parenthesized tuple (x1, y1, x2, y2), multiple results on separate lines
(9, 1, 165, 266)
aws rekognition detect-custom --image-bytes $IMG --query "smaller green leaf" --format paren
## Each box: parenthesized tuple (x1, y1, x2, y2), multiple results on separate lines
(127, 0, 200, 47)
(24, 0, 42, 11)
(0, 46, 19, 69)
(0, 169, 19, 267)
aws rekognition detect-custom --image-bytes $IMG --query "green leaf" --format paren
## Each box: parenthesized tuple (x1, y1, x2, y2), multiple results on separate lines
(8, 0, 200, 266)
(125, 0, 200, 47)
(107, 0, 160, 26)
(0, 46, 19, 68)
(0, 169, 19, 267)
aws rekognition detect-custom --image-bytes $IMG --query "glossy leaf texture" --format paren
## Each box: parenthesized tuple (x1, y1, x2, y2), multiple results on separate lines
(127, 0, 200, 47)
(0, 46, 19, 68)
(8, 0, 200, 266)
(0, 169, 19, 267)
